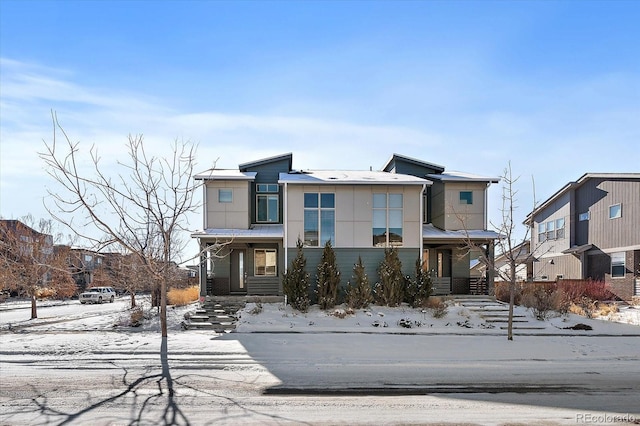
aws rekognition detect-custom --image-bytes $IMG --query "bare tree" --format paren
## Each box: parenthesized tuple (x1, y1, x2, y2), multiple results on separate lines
(0, 215, 55, 318)
(40, 112, 200, 339)
(456, 163, 537, 341)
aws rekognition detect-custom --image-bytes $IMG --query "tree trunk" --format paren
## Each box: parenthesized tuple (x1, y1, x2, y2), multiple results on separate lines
(30, 294, 37, 319)
(507, 280, 515, 341)
(130, 291, 136, 309)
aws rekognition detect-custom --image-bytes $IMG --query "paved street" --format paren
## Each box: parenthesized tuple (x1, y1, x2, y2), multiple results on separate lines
(1, 331, 639, 425)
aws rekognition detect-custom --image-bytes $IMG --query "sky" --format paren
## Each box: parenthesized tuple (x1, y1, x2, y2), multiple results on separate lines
(1, 0, 639, 264)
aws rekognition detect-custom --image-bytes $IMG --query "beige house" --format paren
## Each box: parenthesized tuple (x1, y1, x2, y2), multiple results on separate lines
(192, 153, 499, 297)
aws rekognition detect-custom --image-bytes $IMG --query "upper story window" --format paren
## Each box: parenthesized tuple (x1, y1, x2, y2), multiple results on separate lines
(611, 252, 625, 278)
(609, 203, 622, 219)
(255, 248, 277, 276)
(218, 189, 233, 203)
(373, 193, 403, 247)
(256, 184, 279, 223)
(579, 211, 590, 221)
(304, 193, 335, 246)
(537, 218, 565, 243)
(555, 218, 565, 239)
(459, 191, 473, 205)
(84, 254, 93, 262)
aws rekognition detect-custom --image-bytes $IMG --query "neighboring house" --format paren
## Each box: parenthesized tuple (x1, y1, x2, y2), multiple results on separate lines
(0, 219, 54, 288)
(524, 173, 640, 300)
(192, 153, 499, 297)
(53, 245, 105, 291)
(470, 240, 533, 283)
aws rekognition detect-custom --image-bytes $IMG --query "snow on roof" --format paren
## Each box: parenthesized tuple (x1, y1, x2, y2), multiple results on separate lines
(191, 225, 284, 239)
(279, 170, 432, 185)
(426, 171, 500, 183)
(423, 224, 500, 241)
(194, 170, 257, 180)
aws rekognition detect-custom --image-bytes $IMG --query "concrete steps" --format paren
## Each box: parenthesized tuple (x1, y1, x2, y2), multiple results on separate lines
(183, 298, 246, 332)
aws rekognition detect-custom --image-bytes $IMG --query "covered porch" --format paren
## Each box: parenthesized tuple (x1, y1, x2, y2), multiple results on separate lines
(423, 224, 498, 295)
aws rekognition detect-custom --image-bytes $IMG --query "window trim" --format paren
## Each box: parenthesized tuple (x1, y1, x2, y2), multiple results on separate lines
(303, 192, 335, 247)
(611, 252, 625, 278)
(255, 183, 279, 223)
(218, 189, 233, 203)
(609, 203, 622, 219)
(459, 191, 473, 205)
(254, 248, 277, 276)
(373, 192, 403, 247)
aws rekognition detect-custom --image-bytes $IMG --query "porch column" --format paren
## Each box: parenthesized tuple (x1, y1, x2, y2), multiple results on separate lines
(486, 241, 495, 296)
(199, 242, 207, 297)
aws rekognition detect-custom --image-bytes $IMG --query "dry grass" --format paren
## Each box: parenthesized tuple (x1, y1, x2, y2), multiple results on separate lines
(596, 303, 619, 317)
(425, 296, 448, 318)
(168, 286, 199, 306)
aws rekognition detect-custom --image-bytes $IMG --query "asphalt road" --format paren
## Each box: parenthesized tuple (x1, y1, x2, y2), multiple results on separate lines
(1, 331, 639, 425)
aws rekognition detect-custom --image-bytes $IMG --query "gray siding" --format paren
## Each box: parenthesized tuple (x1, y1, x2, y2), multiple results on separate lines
(287, 247, 420, 291)
(242, 158, 291, 225)
(575, 178, 640, 249)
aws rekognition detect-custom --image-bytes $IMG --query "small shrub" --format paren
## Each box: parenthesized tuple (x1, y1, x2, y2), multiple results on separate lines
(249, 302, 263, 315)
(405, 258, 433, 308)
(494, 281, 522, 305)
(345, 256, 373, 309)
(425, 296, 448, 319)
(521, 285, 559, 320)
(168, 286, 199, 306)
(315, 240, 341, 310)
(374, 248, 405, 307)
(129, 306, 144, 327)
(597, 303, 619, 317)
(283, 239, 310, 312)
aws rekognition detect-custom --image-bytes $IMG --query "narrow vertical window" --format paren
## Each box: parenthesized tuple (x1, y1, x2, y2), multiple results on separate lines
(304, 193, 335, 246)
(537, 223, 546, 243)
(372, 193, 403, 247)
(555, 218, 565, 239)
(611, 252, 625, 278)
(256, 184, 279, 223)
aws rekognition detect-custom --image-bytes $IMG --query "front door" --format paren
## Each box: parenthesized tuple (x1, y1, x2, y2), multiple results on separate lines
(230, 249, 247, 294)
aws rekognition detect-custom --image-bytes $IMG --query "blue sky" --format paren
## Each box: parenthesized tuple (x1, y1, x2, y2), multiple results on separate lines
(1, 0, 638, 262)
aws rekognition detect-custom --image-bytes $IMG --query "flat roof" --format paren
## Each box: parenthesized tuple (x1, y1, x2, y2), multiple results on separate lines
(423, 224, 500, 241)
(426, 171, 500, 183)
(194, 170, 257, 181)
(191, 225, 284, 239)
(279, 170, 432, 185)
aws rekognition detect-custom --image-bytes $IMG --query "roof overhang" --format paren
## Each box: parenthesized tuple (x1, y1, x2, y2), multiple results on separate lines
(423, 224, 500, 242)
(194, 170, 257, 181)
(279, 170, 431, 186)
(562, 244, 593, 255)
(191, 225, 284, 240)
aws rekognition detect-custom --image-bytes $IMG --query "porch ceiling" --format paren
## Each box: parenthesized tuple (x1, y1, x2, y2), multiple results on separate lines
(192, 225, 284, 240)
(423, 224, 500, 243)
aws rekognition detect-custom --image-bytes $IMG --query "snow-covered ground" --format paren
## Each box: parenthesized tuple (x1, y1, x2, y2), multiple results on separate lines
(1, 297, 639, 425)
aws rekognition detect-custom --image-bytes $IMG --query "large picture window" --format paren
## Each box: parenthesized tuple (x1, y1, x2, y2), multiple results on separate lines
(304, 193, 335, 246)
(611, 252, 625, 278)
(373, 193, 403, 247)
(256, 184, 279, 223)
(255, 249, 277, 276)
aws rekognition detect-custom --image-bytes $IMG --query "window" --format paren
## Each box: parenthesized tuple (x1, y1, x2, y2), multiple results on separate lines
(546, 221, 555, 240)
(609, 203, 622, 219)
(537, 223, 546, 243)
(459, 191, 473, 205)
(304, 193, 335, 246)
(611, 252, 625, 278)
(255, 249, 277, 276)
(373, 193, 403, 247)
(84, 254, 92, 262)
(256, 184, 279, 223)
(579, 211, 590, 221)
(218, 189, 232, 203)
(555, 218, 565, 239)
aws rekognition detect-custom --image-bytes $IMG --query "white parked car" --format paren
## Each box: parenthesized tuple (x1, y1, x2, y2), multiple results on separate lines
(79, 286, 116, 304)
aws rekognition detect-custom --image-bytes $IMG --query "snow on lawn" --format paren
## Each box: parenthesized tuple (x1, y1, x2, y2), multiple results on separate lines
(235, 299, 640, 336)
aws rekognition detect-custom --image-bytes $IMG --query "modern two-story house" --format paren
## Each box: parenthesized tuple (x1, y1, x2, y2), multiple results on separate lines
(524, 173, 640, 300)
(192, 153, 499, 298)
